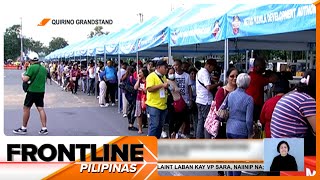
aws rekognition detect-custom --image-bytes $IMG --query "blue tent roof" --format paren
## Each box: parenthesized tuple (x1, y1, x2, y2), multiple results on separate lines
(169, 4, 236, 47)
(226, 4, 316, 39)
(117, 7, 191, 55)
(64, 35, 104, 58)
(100, 16, 160, 55)
(133, 4, 210, 52)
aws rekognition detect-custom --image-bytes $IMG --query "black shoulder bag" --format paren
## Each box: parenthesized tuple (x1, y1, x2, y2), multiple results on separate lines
(22, 64, 41, 92)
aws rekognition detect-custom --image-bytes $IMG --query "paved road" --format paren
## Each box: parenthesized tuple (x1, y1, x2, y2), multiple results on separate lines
(4, 69, 141, 136)
(4, 69, 262, 176)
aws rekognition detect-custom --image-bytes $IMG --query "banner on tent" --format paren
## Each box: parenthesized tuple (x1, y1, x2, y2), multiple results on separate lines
(137, 28, 168, 52)
(170, 16, 226, 47)
(119, 40, 137, 55)
(105, 43, 119, 55)
(226, 4, 316, 38)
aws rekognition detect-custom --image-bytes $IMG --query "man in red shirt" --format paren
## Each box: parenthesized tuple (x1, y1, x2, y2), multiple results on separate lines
(246, 57, 277, 123)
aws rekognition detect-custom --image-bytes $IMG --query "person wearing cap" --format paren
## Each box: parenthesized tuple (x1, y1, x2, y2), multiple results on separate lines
(260, 77, 289, 138)
(146, 60, 169, 139)
(13, 54, 49, 135)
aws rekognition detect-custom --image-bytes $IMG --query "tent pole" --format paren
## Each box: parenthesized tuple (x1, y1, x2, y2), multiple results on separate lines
(118, 54, 121, 114)
(309, 43, 314, 69)
(223, 39, 229, 84)
(136, 51, 139, 73)
(306, 50, 309, 70)
(104, 45, 106, 65)
(86, 56, 89, 94)
(226, 39, 229, 71)
(94, 55, 97, 97)
(245, 50, 249, 72)
(168, 43, 172, 65)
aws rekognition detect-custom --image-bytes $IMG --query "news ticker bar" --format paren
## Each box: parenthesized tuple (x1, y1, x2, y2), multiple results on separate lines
(157, 163, 264, 171)
(158, 139, 264, 161)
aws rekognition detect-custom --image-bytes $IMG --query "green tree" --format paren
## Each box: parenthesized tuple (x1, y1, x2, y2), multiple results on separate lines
(48, 37, 68, 52)
(88, 26, 109, 38)
(4, 25, 21, 60)
(24, 38, 44, 53)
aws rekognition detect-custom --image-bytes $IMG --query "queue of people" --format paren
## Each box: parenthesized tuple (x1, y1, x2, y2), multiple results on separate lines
(20, 56, 316, 177)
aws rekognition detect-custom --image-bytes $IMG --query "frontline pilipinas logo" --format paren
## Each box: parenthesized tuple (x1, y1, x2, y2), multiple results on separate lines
(6, 136, 158, 179)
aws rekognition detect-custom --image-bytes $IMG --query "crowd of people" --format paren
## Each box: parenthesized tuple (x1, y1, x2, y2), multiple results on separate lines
(20, 56, 316, 176)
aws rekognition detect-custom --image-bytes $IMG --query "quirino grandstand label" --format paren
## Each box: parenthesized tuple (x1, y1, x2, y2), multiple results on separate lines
(51, 19, 113, 25)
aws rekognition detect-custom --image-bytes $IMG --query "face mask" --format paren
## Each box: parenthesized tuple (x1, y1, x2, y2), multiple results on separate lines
(168, 74, 175, 80)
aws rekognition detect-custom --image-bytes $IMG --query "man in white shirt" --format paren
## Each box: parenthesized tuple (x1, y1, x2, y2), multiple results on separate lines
(118, 62, 128, 117)
(173, 59, 193, 138)
(95, 61, 104, 98)
(87, 62, 95, 96)
(195, 59, 220, 139)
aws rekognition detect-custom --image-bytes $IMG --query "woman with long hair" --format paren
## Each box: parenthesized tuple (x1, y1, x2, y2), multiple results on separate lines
(134, 68, 149, 134)
(70, 63, 81, 94)
(214, 67, 238, 139)
(213, 67, 238, 176)
(123, 66, 138, 131)
(166, 67, 185, 139)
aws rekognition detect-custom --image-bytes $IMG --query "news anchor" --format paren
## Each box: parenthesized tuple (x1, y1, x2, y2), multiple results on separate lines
(270, 141, 298, 173)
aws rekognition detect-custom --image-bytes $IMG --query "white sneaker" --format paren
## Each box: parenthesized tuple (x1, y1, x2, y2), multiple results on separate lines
(161, 131, 168, 138)
(100, 104, 107, 108)
(111, 103, 115, 107)
(105, 103, 109, 107)
(97, 96, 99, 99)
(180, 133, 188, 139)
(123, 114, 127, 118)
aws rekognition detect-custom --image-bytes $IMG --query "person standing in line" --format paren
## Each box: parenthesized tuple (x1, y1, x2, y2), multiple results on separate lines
(246, 57, 277, 123)
(271, 69, 316, 156)
(134, 68, 149, 134)
(189, 68, 198, 138)
(87, 62, 96, 96)
(70, 63, 81, 94)
(95, 61, 104, 99)
(173, 59, 193, 138)
(213, 67, 238, 177)
(80, 65, 88, 93)
(119, 62, 128, 118)
(223, 73, 254, 176)
(123, 66, 138, 131)
(195, 59, 220, 139)
(260, 78, 289, 138)
(13, 54, 49, 135)
(146, 60, 169, 139)
(98, 66, 107, 107)
(104, 61, 117, 107)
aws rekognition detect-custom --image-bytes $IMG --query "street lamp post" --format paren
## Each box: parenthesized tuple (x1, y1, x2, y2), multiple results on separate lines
(137, 13, 143, 23)
(20, 17, 23, 62)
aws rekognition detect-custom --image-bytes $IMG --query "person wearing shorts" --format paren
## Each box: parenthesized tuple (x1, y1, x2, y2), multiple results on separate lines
(13, 54, 48, 135)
